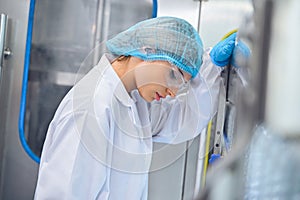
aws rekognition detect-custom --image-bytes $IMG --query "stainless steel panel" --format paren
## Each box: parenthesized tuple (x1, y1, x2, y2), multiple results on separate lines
(0, 13, 8, 82)
(26, 0, 153, 158)
(0, 1, 38, 199)
(183, 137, 201, 200)
(149, 136, 202, 200)
(149, 142, 187, 200)
(27, 0, 99, 157)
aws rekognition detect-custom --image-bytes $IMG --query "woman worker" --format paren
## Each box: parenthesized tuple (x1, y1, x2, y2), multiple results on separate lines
(34, 16, 237, 199)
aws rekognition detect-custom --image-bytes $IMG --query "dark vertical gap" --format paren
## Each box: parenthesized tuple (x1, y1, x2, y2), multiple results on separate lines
(257, 0, 273, 123)
(197, 0, 203, 33)
(181, 142, 190, 199)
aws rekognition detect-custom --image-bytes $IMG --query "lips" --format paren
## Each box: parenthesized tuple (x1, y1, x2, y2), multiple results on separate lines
(155, 92, 162, 101)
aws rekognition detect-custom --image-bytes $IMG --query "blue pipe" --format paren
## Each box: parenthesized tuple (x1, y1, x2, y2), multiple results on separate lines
(19, 0, 40, 163)
(152, 0, 158, 18)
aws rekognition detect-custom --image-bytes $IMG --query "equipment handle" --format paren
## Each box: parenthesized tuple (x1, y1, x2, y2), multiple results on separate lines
(0, 13, 8, 81)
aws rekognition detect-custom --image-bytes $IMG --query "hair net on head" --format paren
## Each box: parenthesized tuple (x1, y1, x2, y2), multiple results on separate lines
(106, 16, 203, 78)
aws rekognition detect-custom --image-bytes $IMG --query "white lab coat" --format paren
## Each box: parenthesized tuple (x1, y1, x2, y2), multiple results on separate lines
(34, 50, 222, 200)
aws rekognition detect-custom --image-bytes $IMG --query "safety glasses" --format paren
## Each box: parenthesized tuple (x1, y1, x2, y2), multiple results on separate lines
(134, 62, 190, 93)
(165, 64, 190, 91)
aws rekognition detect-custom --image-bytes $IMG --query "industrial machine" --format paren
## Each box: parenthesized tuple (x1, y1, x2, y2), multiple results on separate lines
(197, 0, 300, 199)
(3, 0, 288, 199)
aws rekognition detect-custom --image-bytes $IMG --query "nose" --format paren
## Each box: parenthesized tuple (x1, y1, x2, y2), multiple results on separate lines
(166, 88, 177, 97)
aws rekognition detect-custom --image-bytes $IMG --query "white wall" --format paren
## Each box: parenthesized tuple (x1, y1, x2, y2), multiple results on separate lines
(157, 0, 253, 48)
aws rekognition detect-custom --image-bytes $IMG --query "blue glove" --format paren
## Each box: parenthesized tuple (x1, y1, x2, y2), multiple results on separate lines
(210, 32, 237, 67)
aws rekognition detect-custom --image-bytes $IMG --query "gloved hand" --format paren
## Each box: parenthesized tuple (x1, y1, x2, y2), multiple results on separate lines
(210, 32, 237, 67)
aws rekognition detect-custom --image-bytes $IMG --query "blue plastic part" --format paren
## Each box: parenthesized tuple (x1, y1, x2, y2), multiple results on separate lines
(19, 0, 40, 164)
(209, 154, 221, 164)
(152, 0, 158, 18)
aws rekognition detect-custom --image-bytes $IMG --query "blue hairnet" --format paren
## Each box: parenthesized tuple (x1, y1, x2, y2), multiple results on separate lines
(106, 16, 203, 78)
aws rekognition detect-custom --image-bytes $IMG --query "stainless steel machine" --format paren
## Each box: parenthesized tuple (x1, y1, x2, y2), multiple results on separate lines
(0, 0, 254, 199)
(197, 0, 300, 199)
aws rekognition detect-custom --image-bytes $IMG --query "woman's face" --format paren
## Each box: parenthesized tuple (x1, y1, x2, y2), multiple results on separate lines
(135, 60, 192, 102)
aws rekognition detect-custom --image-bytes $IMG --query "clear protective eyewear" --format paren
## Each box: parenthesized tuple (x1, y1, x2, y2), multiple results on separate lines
(134, 62, 190, 93)
(165, 64, 189, 91)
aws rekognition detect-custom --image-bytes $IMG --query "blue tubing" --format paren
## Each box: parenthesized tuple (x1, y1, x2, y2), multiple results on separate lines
(152, 0, 158, 18)
(19, 0, 40, 163)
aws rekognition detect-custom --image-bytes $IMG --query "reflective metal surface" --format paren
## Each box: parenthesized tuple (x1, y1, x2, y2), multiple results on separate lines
(0, 1, 36, 199)
(0, 13, 8, 83)
(197, 0, 300, 199)
(26, 0, 152, 157)
(245, 0, 300, 198)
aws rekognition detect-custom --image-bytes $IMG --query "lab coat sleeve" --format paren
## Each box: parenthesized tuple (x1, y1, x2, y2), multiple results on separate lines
(34, 92, 111, 200)
(150, 49, 223, 144)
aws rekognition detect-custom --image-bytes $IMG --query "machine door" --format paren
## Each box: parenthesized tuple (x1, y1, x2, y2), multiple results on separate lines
(0, 0, 35, 199)
(23, 0, 153, 162)
(0, 0, 153, 199)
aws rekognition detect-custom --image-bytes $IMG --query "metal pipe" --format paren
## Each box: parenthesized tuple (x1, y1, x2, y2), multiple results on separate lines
(93, 0, 112, 66)
(0, 13, 8, 84)
(196, 0, 202, 33)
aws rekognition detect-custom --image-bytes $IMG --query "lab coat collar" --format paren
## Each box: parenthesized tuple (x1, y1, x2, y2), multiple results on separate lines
(100, 54, 136, 107)
(114, 82, 137, 107)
